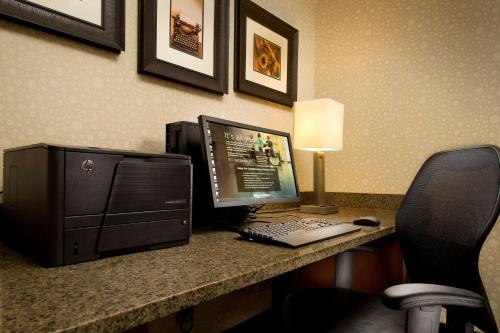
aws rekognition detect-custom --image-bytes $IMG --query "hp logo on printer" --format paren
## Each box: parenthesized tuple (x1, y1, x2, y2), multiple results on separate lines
(81, 160, 96, 173)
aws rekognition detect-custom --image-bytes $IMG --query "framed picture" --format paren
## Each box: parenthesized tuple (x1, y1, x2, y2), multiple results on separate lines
(0, 0, 125, 53)
(234, 0, 298, 107)
(139, 0, 229, 94)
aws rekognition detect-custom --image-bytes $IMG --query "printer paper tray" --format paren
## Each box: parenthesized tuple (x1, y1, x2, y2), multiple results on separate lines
(64, 218, 189, 265)
(97, 219, 189, 252)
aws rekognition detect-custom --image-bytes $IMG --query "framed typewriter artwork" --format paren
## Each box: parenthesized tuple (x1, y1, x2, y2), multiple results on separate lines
(0, 0, 125, 52)
(139, 0, 229, 94)
(234, 0, 298, 107)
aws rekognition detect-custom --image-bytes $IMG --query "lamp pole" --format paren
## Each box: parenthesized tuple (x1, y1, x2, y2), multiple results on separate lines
(299, 150, 338, 214)
(313, 151, 326, 206)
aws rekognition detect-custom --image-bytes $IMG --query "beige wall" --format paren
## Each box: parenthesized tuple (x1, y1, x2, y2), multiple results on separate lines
(0, 0, 316, 190)
(1, 0, 499, 326)
(315, 0, 500, 194)
(315, 0, 500, 322)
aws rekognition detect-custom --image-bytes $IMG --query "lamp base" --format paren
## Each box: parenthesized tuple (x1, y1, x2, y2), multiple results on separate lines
(299, 204, 339, 215)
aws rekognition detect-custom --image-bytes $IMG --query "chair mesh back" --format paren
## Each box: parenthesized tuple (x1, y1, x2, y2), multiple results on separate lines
(396, 146, 500, 330)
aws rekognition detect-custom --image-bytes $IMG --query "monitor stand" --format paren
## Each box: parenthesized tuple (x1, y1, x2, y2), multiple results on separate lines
(212, 206, 268, 232)
(218, 220, 269, 232)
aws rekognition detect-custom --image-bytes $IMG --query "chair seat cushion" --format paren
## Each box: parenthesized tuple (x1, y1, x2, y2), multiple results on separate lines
(283, 288, 406, 333)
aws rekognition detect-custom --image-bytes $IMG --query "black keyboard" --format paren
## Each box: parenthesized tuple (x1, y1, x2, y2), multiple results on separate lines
(239, 218, 361, 248)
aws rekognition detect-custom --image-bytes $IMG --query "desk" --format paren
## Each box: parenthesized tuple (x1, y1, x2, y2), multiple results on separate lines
(0, 208, 396, 333)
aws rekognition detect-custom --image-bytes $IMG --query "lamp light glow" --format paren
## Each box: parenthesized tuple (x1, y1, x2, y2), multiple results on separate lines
(293, 98, 344, 152)
(293, 98, 345, 215)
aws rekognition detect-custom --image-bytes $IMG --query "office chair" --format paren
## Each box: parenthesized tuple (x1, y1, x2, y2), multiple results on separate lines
(283, 145, 500, 333)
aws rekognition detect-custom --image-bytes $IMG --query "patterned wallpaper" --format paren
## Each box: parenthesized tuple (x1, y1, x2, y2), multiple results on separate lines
(315, 0, 500, 194)
(315, 0, 500, 323)
(0, 0, 316, 192)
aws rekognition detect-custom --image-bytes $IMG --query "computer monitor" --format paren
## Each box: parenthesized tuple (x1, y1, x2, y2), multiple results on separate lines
(198, 115, 300, 208)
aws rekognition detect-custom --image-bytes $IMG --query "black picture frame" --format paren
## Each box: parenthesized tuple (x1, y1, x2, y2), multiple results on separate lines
(139, 0, 229, 95)
(234, 0, 298, 107)
(0, 0, 125, 53)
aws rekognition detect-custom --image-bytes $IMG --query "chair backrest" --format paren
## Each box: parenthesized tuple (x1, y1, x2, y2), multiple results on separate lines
(396, 145, 500, 331)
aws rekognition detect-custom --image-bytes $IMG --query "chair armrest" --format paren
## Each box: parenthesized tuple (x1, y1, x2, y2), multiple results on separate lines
(382, 283, 484, 310)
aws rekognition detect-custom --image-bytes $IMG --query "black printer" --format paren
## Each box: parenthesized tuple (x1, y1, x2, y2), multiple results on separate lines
(2, 144, 192, 266)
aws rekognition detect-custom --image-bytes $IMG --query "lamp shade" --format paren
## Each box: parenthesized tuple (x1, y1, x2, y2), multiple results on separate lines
(293, 98, 344, 151)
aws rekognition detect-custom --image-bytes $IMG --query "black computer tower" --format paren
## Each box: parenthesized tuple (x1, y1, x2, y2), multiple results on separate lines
(166, 122, 212, 225)
(166, 122, 250, 226)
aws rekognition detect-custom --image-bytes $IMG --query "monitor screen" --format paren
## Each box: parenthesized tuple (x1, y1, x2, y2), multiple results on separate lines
(198, 115, 300, 208)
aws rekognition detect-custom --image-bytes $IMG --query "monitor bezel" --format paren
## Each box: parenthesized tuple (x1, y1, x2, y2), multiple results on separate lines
(198, 115, 301, 208)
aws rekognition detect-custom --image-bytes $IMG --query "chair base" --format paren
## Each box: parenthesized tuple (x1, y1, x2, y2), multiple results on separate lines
(284, 288, 406, 333)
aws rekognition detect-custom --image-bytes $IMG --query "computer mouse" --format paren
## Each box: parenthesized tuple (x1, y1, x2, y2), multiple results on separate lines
(353, 216, 381, 226)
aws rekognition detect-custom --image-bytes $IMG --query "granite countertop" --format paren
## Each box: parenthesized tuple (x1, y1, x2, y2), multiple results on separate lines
(0, 208, 396, 333)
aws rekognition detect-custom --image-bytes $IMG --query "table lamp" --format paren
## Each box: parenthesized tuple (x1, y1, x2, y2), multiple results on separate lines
(293, 98, 344, 214)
